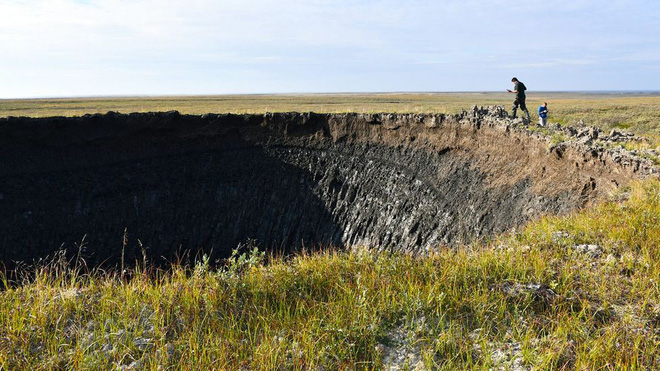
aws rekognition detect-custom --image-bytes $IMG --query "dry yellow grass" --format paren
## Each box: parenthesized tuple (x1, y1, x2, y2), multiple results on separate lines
(3, 92, 659, 144)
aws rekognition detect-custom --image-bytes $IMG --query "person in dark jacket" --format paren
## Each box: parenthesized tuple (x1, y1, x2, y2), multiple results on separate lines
(506, 77, 531, 122)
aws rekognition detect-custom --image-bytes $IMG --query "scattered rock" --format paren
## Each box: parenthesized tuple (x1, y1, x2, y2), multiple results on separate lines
(470, 329, 530, 370)
(552, 231, 571, 243)
(133, 337, 153, 351)
(496, 281, 558, 306)
(55, 288, 82, 301)
(118, 359, 143, 371)
(379, 318, 430, 370)
(489, 341, 529, 371)
(573, 244, 604, 258)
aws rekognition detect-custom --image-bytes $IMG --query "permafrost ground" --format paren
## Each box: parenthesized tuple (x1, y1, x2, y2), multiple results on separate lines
(0, 107, 655, 266)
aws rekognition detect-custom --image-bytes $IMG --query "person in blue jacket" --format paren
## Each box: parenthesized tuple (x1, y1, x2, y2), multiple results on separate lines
(538, 102, 548, 126)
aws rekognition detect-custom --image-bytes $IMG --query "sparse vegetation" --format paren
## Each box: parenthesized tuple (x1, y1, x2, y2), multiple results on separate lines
(2, 180, 660, 369)
(528, 124, 569, 146)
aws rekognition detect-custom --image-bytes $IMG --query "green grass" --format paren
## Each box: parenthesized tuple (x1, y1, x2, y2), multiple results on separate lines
(2, 92, 660, 146)
(2, 180, 660, 369)
(2, 93, 659, 368)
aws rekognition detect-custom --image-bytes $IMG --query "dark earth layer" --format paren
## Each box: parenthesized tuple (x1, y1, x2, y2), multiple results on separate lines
(0, 109, 648, 267)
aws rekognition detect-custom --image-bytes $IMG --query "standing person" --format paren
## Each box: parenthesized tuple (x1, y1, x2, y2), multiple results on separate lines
(506, 77, 531, 122)
(538, 102, 548, 126)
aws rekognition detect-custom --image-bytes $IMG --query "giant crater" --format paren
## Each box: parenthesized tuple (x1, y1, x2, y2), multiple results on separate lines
(0, 108, 651, 267)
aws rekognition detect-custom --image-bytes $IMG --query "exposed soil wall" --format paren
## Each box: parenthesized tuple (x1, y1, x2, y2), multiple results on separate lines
(0, 108, 654, 266)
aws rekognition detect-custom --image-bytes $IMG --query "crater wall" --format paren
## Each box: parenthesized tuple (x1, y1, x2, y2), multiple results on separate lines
(0, 108, 652, 266)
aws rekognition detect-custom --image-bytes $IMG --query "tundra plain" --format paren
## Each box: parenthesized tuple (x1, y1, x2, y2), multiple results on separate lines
(2, 92, 659, 141)
(1, 93, 660, 369)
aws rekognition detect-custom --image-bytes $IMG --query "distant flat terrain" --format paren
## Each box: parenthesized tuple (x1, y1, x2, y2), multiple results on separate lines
(2, 92, 660, 143)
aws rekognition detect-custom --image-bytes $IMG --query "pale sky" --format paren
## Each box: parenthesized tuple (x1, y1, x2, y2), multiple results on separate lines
(1, 0, 659, 98)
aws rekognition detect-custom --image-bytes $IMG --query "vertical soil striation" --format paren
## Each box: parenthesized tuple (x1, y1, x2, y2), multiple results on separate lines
(0, 109, 652, 266)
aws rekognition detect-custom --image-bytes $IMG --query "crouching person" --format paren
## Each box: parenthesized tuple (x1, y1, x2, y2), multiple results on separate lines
(538, 102, 548, 126)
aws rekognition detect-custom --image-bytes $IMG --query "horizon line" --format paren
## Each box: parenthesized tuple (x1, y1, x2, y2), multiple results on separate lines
(2, 90, 660, 101)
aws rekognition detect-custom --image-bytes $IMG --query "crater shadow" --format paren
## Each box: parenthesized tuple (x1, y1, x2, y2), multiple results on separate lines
(0, 139, 343, 268)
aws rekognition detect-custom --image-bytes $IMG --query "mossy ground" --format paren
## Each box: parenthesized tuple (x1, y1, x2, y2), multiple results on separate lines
(2, 180, 660, 369)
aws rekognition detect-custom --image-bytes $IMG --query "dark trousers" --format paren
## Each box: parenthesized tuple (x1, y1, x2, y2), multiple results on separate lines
(512, 97, 531, 120)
